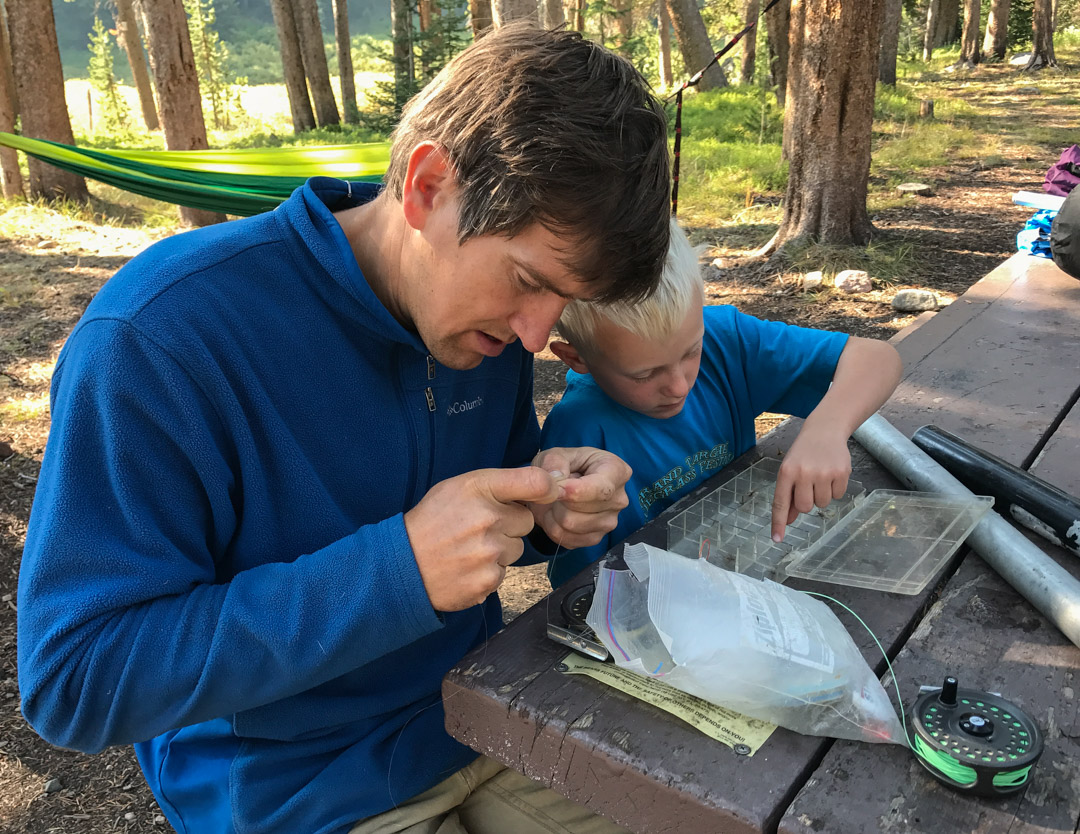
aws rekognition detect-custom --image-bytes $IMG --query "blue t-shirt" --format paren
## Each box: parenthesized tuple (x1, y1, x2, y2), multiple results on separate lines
(540, 304, 849, 588)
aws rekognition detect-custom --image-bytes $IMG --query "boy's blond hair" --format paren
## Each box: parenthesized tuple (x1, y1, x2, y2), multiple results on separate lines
(556, 218, 703, 357)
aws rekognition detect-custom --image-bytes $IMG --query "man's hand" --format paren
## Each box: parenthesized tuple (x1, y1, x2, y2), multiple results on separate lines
(405, 467, 562, 612)
(770, 426, 851, 543)
(527, 447, 631, 548)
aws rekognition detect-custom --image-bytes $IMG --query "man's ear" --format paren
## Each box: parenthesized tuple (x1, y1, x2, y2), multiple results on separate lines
(549, 340, 591, 374)
(401, 141, 454, 232)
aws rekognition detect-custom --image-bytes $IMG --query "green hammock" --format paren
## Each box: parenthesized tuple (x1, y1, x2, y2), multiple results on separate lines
(0, 132, 390, 216)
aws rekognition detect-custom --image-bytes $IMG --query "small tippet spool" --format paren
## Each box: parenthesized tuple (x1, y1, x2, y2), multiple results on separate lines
(908, 675, 1043, 797)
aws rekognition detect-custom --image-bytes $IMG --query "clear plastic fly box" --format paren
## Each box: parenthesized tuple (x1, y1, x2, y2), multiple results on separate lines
(665, 458, 993, 595)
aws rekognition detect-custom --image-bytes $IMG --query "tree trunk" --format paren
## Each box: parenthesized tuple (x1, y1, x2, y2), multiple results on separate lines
(935, 0, 960, 46)
(766, 0, 789, 105)
(1026, 0, 1056, 68)
(878, 0, 902, 84)
(764, 0, 886, 253)
(574, 0, 585, 31)
(612, 0, 633, 53)
(658, 0, 673, 88)
(492, 0, 537, 26)
(391, 0, 414, 103)
(114, 0, 159, 130)
(136, 0, 223, 225)
(470, 0, 493, 37)
(541, 0, 564, 28)
(292, 0, 340, 126)
(0, 0, 21, 198)
(740, 0, 759, 84)
(982, 0, 1010, 59)
(6, 0, 88, 201)
(667, 0, 726, 91)
(269, 0, 315, 132)
(958, 0, 980, 65)
(332, 0, 359, 123)
(922, 0, 940, 60)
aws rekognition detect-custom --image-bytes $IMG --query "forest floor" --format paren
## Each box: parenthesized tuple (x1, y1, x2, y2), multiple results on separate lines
(1, 57, 1077, 833)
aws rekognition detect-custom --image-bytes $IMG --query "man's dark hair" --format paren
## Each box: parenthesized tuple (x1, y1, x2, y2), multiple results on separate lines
(385, 23, 670, 304)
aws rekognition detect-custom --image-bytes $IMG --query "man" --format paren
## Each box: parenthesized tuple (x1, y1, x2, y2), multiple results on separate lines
(17, 23, 670, 834)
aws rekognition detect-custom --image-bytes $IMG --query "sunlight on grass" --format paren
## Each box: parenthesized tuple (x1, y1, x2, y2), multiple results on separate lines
(771, 238, 924, 287)
(0, 393, 49, 423)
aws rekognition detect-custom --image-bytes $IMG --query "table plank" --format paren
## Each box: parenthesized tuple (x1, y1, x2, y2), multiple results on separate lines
(444, 254, 1080, 834)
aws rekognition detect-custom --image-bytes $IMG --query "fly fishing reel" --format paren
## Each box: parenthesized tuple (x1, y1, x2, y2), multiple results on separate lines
(909, 675, 1043, 797)
(545, 582, 609, 661)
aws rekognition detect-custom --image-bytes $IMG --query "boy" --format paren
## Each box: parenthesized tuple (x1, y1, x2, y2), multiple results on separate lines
(542, 220, 902, 588)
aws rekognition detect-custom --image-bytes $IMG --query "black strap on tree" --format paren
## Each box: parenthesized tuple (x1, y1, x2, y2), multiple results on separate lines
(668, 0, 783, 217)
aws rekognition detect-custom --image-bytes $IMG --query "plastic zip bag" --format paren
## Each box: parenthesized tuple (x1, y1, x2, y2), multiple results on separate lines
(586, 542, 905, 744)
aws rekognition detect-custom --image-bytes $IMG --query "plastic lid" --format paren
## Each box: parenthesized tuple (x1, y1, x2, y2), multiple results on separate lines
(783, 490, 994, 594)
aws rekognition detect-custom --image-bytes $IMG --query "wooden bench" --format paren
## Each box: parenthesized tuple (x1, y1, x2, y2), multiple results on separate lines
(442, 253, 1080, 834)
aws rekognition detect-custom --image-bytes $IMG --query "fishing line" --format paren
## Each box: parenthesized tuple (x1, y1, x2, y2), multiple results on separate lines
(803, 591, 1042, 795)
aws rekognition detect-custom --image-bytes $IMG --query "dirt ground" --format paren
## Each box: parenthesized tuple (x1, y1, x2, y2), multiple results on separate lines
(0, 135, 1055, 831)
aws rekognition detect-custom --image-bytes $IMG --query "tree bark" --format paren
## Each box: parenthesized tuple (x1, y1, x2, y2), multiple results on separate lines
(541, 0, 564, 28)
(878, 0, 902, 84)
(982, 0, 1010, 59)
(763, 0, 886, 253)
(922, 0, 940, 61)
(958, 0, 980, 65)
(613, 0, 633, 53)
(269, 0, 315, 132)
(6, 0, 88, 201)
(391, 0, 414, 102)
(136, 0, 223, 225)
(935, 0, 960, 46)
(0, 0, 22, 198)
(492, 0, 537, 26)
(740, 0, 759, 85)
(667, 0, 726, 91)
(1026, 0, 1056, 68)
(658, 0, 673, 88)
(114, 0, 159, 130)
(766, 0, 789, 105)
(574, 0, 585, 31)
(292, 0, 340, 126)
(333, 0, 359, 122)
(470, 0, 493, 37)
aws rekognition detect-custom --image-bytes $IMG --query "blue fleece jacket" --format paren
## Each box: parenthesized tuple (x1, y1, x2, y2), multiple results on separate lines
(18, 179, 544, 834)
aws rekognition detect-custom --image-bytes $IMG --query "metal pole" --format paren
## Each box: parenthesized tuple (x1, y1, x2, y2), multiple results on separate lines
(853, 414, 1080, 650)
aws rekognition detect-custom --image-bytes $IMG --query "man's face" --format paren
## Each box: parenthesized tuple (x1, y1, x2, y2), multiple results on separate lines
(583, 303, 705, 419)
(403, 192, 594, 371)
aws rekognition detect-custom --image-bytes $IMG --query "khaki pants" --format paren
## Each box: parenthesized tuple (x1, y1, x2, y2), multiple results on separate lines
(349, 755, 631, 834)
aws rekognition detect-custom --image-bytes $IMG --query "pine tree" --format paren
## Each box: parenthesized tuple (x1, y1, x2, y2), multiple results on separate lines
(184, 0, 238, 129)
(88, 15, 133, 137)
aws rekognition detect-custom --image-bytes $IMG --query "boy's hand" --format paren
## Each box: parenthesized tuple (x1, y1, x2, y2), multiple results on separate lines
(527, 447, 631, 548)
(405, 467, 562, 611)
(770, 426, 852, 542)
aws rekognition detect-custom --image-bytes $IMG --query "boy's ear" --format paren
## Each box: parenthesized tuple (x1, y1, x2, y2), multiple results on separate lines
(549, 340, 590, 374)
(401, 141, 454, 232)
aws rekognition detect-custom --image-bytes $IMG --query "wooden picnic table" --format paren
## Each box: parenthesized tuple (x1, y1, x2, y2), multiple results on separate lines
(442, 252, 1080, 834)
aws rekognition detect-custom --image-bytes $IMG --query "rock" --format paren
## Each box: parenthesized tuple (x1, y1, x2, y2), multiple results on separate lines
(1010, 52, 1032, 66)
(892, 289, 939, 312)
(154, 815, 167, 825)
(125, 812, 137, 822)
(835, 270, 872, 294)
(897, 182, 934, 197)
(44, 778, 62, 794)
(1, 594, 10, 603)
(710, 257, 725, 270)
(0, 440, 12, 458)
(36, 240, 58, 250)
(801, 270, 824, 290)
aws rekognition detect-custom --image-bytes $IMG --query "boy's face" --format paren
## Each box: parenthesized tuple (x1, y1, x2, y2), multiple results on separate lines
(582, 303, 705, 419)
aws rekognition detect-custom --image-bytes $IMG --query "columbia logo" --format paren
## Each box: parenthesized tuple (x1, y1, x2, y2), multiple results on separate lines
(447, 396, 483, 416)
